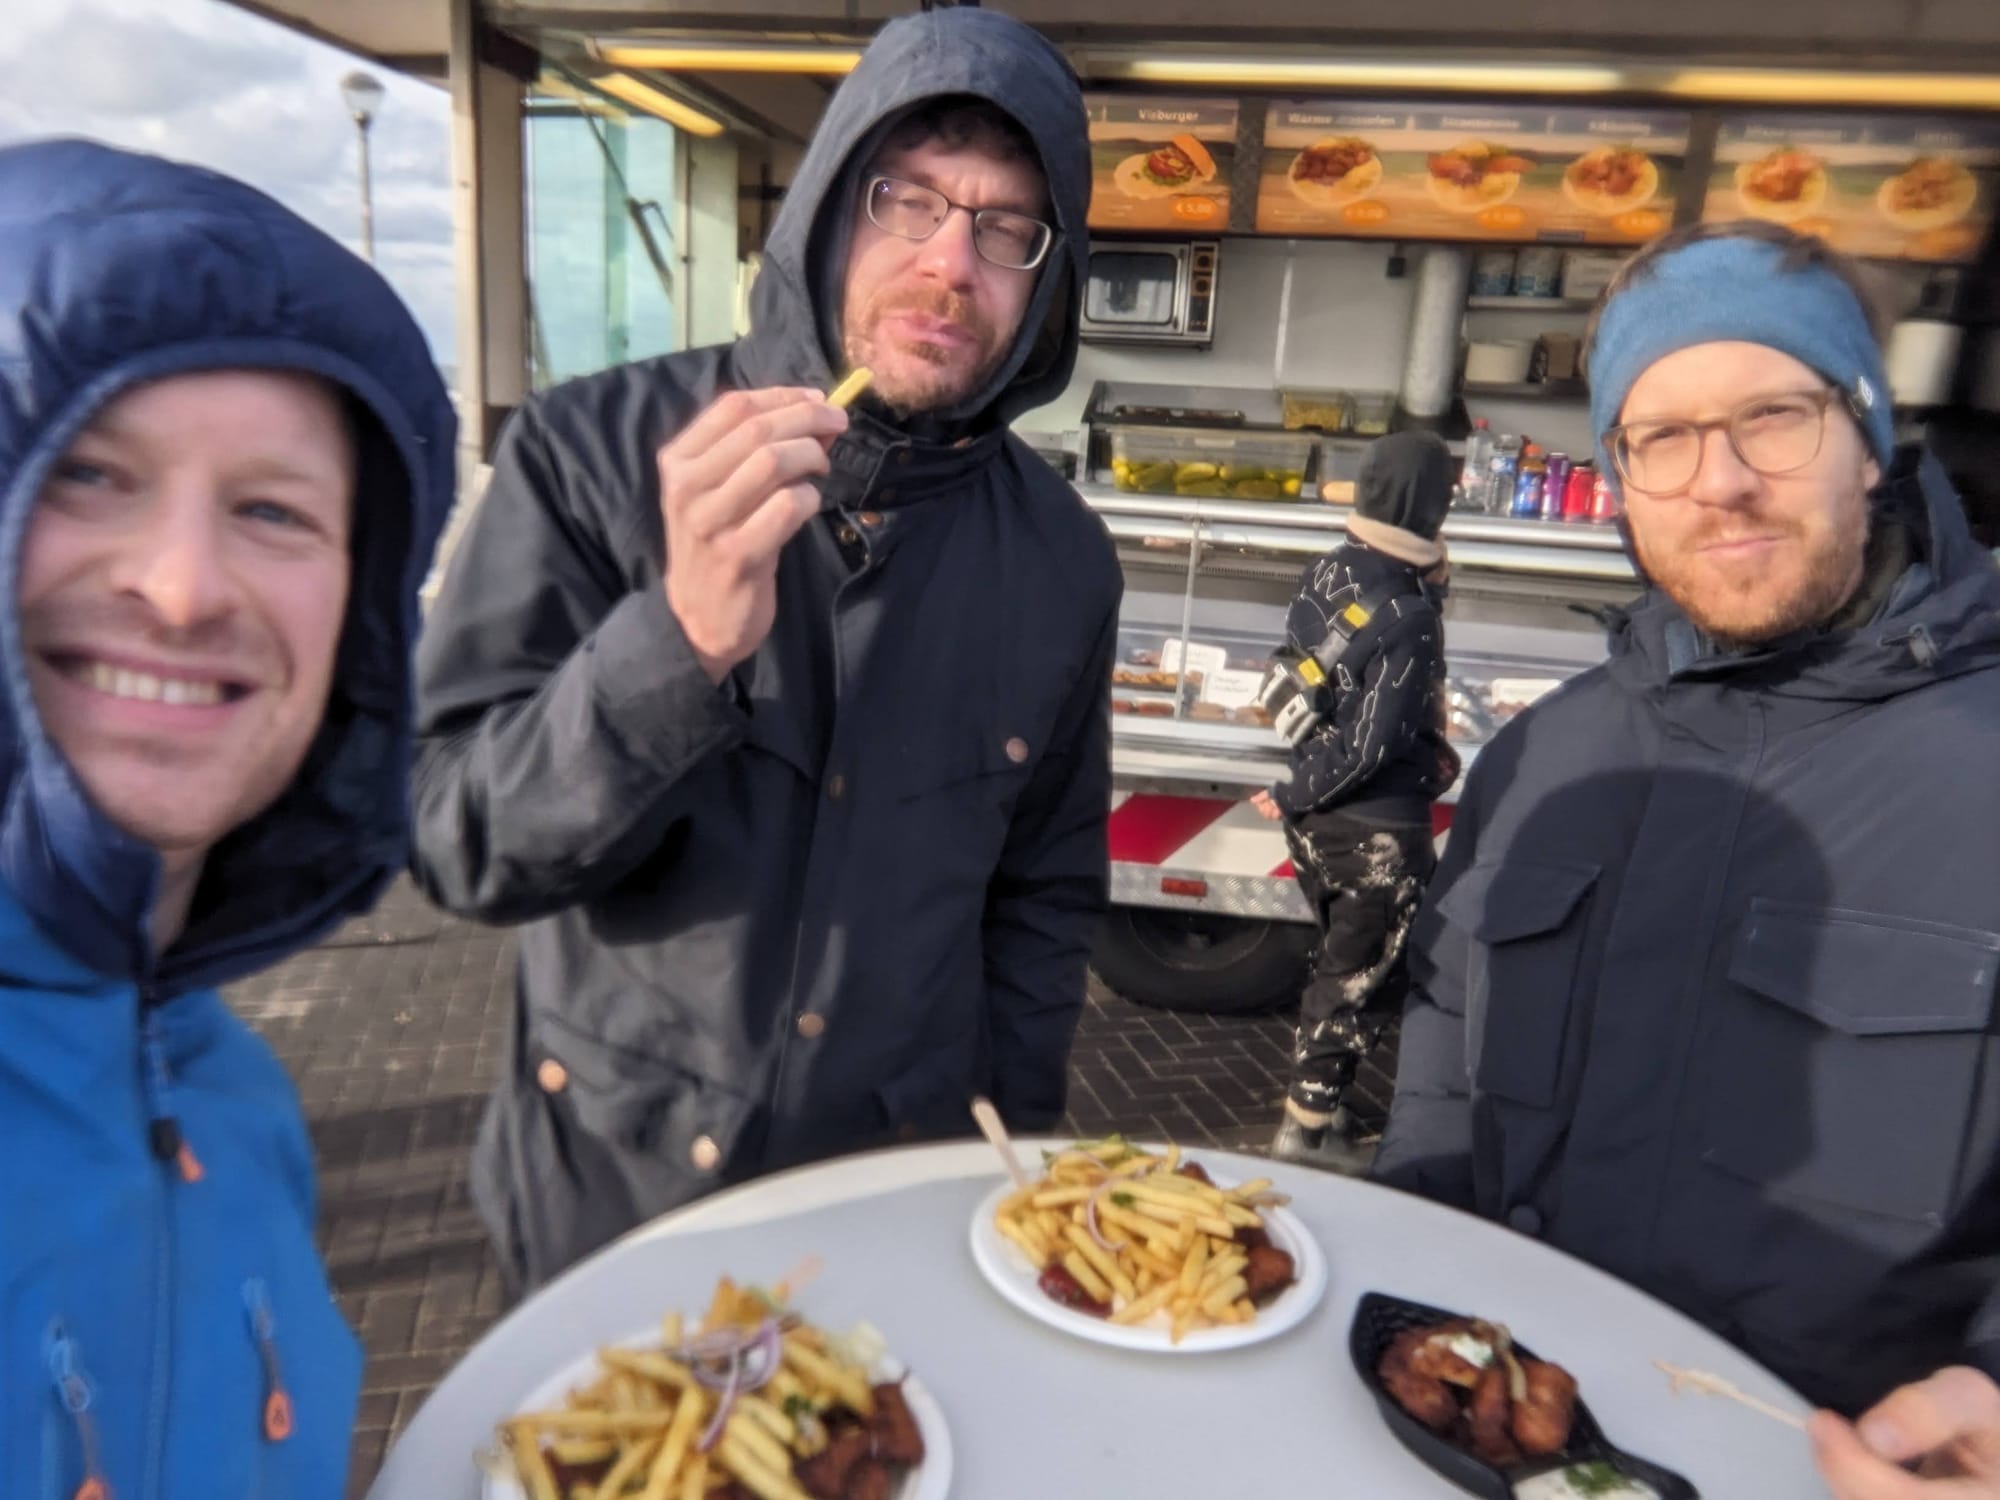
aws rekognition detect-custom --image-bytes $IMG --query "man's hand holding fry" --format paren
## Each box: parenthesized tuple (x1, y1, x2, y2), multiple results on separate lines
(659, 386, 850, 685)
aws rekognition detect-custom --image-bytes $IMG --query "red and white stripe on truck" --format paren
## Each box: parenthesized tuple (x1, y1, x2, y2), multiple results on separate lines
(1107, 791, 1456, 921)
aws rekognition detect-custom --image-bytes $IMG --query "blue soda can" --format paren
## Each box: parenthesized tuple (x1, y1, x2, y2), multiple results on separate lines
(1542, 453, 1572, 518)
(1511, 468, 1544, 517)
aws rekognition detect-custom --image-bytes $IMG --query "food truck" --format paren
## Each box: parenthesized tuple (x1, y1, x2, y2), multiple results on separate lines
(232, 0, 2000, 1009)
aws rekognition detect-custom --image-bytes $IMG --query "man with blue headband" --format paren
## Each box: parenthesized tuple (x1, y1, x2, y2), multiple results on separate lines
(1373, 220, 2000, 1492)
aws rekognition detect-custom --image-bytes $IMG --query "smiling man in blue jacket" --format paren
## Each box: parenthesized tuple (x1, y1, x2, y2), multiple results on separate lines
(0, 142, 452, 1498)
(1375, 221, 2000, 1475)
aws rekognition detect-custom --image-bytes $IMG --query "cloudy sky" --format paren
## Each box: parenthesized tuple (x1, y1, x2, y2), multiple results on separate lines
(1, 0, 456, 361)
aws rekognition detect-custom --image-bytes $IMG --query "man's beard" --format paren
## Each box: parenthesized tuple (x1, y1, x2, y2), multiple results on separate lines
(1634, 499, 1869, 650)
(842, 287, 1007, 417)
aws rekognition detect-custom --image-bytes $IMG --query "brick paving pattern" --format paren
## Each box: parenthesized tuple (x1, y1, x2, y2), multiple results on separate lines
(225, 881, 1392, 1497)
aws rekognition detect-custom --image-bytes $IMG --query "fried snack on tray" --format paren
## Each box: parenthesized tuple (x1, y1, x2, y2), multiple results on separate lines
(1379, 1317, 1579, 1467)
(493, 1273, 924, 1500)
(990, 1135, 1298, 1343)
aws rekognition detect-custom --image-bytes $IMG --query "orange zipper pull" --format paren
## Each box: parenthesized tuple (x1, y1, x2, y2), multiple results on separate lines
(175, 1139, 204, 1184)
(47, 1327, 111, 1500)
(244, 1282, 293, 1442)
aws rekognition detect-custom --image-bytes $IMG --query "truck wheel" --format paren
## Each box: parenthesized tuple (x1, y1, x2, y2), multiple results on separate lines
(1091, 907, 1314, 1015)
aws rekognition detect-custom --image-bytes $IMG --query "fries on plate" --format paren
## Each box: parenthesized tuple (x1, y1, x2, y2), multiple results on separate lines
(487, 1275, 928, 1500)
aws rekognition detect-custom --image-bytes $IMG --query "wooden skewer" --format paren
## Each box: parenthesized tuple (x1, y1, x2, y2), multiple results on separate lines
(969, 1096, 1031, 1191)
(1654, 1360, 1808, 1430)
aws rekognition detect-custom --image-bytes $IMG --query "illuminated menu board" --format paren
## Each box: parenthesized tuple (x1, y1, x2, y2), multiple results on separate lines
(1703, 113, 2000, 263)
(1255, 100, 1689, 244)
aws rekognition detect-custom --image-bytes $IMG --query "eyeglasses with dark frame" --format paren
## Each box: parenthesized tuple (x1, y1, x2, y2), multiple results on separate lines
(861, 175, 1055, 272)
(1605, 387, 1844, 498)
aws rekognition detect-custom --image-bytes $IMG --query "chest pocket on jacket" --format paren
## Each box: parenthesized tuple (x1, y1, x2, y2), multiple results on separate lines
(1702, 900, 2000, 1226)
(1438, 859, 1600, 1110)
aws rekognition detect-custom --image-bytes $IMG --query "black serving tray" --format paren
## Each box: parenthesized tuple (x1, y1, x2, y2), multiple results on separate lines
(1349, 1291, 1699, 1500)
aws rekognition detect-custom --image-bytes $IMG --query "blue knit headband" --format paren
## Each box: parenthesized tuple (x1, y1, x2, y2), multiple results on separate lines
(1587, 236, 1894, 485)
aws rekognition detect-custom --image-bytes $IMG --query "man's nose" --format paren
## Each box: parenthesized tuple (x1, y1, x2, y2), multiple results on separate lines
(916, 206, 981, 285)
(1684, 426, 1762, 510)
(111, 490, 238, 630)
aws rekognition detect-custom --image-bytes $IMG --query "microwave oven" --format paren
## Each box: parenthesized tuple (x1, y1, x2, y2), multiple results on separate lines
(1078, 240, 1219, 349)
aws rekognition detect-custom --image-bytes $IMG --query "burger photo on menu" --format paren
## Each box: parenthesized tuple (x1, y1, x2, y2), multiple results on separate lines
(1114, 133, 1220, 200)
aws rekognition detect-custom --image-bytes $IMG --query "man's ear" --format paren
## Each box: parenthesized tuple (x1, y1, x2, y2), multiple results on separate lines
(1863, 455, 1882, 493)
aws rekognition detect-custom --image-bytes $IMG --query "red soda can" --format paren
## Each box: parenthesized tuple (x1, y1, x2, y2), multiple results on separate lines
(1589, 468, 1620, 523)
(1563, 464, 1595, 521)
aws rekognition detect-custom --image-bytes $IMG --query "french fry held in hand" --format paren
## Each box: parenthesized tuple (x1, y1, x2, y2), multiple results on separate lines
(490, 1274, 925, 1499)
(992, 1134, 1298, 1343)
(825, 366, 873, 409)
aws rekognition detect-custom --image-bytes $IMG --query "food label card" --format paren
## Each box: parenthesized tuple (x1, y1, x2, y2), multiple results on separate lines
(1255, 101, 1689, 244)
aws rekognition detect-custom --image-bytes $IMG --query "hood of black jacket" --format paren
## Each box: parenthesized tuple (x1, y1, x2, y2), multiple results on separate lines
(0, 140, 455, 990)
(732, 8, 1088, 441)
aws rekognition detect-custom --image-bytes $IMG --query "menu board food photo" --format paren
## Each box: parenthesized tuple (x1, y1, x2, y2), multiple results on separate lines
(1085, 94, 1238, 233)
(1704, 114, 2000, 263)
(1256, 101, 1689, 244)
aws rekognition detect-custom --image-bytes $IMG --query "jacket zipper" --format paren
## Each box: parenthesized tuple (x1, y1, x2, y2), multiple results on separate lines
(44, 1325, 109, 1500)
(243, 1280, 295, 1443)
(138, 989, 179, 1500)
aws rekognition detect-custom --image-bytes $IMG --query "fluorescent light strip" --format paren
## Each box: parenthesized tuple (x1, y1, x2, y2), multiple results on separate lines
(1085, 55, 1626, 93)
(592, 71, 726, 137)
(598, 42, 862, 75)
(1658, 69, 2000, 109)
(1083, 52, 2000, 109)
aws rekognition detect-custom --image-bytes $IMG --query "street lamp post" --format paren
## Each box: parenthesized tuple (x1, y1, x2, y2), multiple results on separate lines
(340, 70, 385, 263)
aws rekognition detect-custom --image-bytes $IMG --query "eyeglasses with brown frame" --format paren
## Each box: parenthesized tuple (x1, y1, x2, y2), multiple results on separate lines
(1605, 387, 1845, 498)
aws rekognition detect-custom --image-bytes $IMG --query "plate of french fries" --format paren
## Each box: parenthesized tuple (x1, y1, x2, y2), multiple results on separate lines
(480, 1272, 950, 1500)
(968, 1136, 1327, 1351)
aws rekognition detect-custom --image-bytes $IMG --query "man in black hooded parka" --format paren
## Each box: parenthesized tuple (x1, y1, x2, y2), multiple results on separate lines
(411, 9, 1118, 1290)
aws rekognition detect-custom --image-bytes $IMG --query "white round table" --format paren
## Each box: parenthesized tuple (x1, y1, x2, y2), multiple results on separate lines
(368, 1140, 1825, 1498)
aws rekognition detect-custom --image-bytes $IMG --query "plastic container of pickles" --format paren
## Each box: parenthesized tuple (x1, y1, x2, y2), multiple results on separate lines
(1108, 425, 1315, 501)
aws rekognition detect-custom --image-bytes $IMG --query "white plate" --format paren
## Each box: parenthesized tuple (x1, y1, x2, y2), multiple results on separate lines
(481, 1325, 952, 1500)
(968, 1168, 1328, 1353)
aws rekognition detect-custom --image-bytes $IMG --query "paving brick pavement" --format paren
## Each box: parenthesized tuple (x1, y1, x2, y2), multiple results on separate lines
(224, 880, 1392, 1497)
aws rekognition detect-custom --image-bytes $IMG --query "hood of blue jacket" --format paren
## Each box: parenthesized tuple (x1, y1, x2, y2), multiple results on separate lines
(0, 140, 455, 991)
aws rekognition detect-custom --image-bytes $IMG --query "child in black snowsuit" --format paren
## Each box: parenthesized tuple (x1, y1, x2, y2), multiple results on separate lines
(1254, 432, 1459, 1172)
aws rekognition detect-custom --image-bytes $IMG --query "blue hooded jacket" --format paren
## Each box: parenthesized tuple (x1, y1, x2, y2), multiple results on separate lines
(0, 141, 453, 1498)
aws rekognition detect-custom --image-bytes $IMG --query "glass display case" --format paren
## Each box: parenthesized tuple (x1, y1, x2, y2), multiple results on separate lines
(1098, 491, 1619, 771)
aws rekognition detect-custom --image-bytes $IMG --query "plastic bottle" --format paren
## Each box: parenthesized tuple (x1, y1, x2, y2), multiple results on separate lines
(1511, 443, 1547, 518)
(1484, 434, 1521, 514)
(1458, 419, 1493, 509)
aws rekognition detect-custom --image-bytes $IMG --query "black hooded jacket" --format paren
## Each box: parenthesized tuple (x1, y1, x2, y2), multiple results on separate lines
(1374, 451, 2000, 1412)
(409, 9, 1118, 1288)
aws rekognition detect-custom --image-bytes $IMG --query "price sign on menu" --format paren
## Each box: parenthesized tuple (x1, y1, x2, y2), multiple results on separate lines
(1084, 94, 1238, 233)
(1255, 101, 1689, 244)
(1702, 114, 2000, 263)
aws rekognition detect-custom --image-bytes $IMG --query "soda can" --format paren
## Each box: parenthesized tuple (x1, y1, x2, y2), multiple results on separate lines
(1563, 464, 1596, 520)
(1590, 469, 1620, 523)
(1543, 453, 1572, 519)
